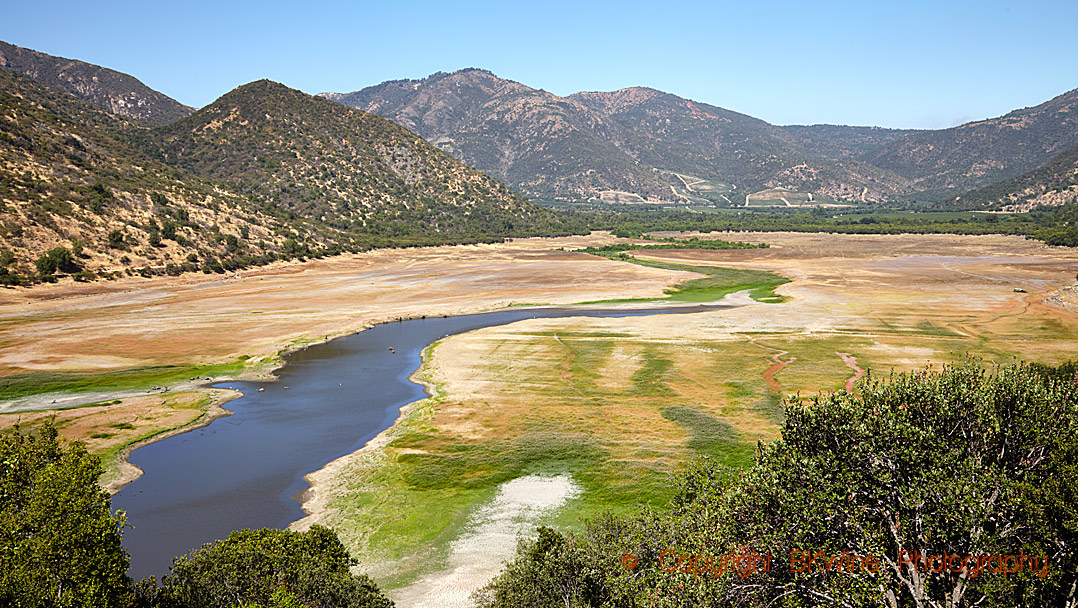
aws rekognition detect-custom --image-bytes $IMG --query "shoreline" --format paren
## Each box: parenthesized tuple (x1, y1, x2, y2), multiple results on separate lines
(101, 297, 681, 496)
(290, 337, 446, 532)
(105, 387, 242, 494)
(288, 294, 755, 530)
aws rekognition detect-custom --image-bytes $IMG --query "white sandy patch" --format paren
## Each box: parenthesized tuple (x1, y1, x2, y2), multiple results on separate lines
(390, 474, 581, 608)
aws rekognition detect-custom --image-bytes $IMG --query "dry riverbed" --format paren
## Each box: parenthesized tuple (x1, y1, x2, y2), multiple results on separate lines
(0, 233, 695, 489)
(3, 231, 1078, 607)
(291, 232, 1078, 606)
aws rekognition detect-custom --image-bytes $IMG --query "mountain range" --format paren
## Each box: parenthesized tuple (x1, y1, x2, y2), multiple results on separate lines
(0, 42, 582, 284)
(326, 68, 1078, 206)
(1, 39, 1076, 284)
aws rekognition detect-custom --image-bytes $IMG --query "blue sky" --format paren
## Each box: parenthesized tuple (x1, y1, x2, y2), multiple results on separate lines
(2, 0, 1076, 129)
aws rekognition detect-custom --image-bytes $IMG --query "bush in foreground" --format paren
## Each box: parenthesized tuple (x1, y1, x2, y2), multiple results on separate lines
(152, 526, 393, 608)
(0, 425, 133, 607)
(477, 359, 1078, 607)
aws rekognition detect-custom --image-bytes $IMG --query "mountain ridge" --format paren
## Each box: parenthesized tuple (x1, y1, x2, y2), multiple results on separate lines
(0, 61, 585, 285)
(326, 69, 1078, 205)
(863, 87, 1078, 197)
(326, 70, 920, 203)
(0, 40, 193, 125)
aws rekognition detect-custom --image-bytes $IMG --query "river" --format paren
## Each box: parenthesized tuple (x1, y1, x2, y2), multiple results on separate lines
(113, 302, 743, 580)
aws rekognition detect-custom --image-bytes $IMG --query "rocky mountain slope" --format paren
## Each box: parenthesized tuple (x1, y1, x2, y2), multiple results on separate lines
(325, 69, 675, 201)
(0, 40, 192, 125)
(568, 87, 911, 202)
(327, 70, 916, 203)
(0, 60, 584, 285)
(953, 145, 1078, 211)
(864, 87, 1078, 197)
(137, 79, 577, 239)
(0, 67, 318, 283)
(327, 70, 1078, 205)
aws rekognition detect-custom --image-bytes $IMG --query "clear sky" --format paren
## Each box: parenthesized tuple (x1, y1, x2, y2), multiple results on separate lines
(2, 0, 1076, 129)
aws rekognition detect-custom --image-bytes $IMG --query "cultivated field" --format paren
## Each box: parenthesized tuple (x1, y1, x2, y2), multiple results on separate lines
(669, 172, 736, 205)
(744, 187, 848, 207)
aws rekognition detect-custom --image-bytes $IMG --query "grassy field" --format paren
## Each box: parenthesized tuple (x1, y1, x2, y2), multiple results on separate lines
(0, 359, 248, 401)
(314, 329, 787, 589)
(577, 252, 789, 304)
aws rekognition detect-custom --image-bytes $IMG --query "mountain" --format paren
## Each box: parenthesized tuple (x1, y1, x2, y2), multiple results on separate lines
(0, 40, 193, 125)
(780, 124, 918, 159)
(327, 70, 1078, 205)
(953, 145, 1078, 211)
(327, 70, 914, 203)
(864, 88, 1078, 198)
(0, 55, 583, 286)
(325, 69, 675, 201)
(567, 87, 911, 202)
(0, 68, 329, 283)
(136, 79, 580, 238)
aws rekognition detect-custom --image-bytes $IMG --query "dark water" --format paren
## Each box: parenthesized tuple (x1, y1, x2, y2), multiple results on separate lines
(113, 303, 739, 580)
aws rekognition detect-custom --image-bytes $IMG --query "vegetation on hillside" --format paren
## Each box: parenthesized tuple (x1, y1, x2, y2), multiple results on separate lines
(136, 79, 583, 243)
(329, 70, 911, 204)
(329, 69, 678, 201)
(0, 68, 587, 286)
(477, 359, 1078, 607)
(952, 145, 1078, 211)
(0, 68, 346, 285)
(864, 87, 1078, 196)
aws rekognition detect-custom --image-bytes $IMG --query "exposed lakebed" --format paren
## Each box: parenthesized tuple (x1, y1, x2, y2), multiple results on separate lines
(113, 301, 746, 580)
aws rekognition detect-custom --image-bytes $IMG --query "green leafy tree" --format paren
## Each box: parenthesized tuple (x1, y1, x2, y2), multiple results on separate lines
(0, 424, 133, 607)
(475, 527, 609, 608)
(34, 247, 79, 276)
(160, 221, 177, 241)
(157, 526, 393, 608)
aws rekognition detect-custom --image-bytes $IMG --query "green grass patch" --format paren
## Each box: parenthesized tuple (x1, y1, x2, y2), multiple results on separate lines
(661, 406, 755, 467)
(630, 351, 676, 396)
(634, 255, 790, 303)
(96, 393, 214, 487)
(574, 254, 789, 304)
(0, 359, 247, 400)
(575, 237, 767, 254)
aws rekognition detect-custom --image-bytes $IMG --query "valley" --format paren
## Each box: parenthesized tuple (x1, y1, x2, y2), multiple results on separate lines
(4, 230, 1076, 606)
(1, 28, 1077, 608)
(285, 232, 1078, 603)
